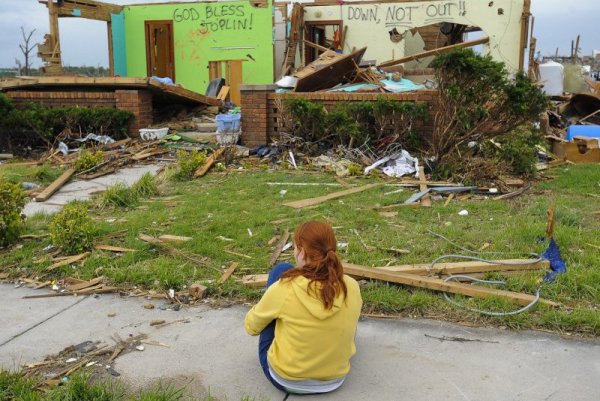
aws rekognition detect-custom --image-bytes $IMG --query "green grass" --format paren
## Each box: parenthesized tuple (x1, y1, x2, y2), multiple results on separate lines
(1, 164, 599, 336)
(0, 370, 264, 401)
(0, 164, 63, 187)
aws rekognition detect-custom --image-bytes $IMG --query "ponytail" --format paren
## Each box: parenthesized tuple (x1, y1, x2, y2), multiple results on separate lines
(281, 221, 348, 309)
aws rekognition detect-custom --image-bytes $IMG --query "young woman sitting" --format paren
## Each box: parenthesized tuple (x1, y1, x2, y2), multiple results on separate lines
(244, 221, 362, 394)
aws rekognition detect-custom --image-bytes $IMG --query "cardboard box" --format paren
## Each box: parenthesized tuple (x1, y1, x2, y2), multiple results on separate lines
(552, 141, 600, 163)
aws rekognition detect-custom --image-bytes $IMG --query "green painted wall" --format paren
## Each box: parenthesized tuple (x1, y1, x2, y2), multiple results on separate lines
(123, 1, 274, 95)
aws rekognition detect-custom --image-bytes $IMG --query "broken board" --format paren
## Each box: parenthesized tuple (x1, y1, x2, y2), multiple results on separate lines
(283, 182, 382, 209)
(294, 47, 367, 92)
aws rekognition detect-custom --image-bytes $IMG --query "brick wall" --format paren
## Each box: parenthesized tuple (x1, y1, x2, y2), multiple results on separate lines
(6, 91, 116, 109)
(5, 89, 154, 137)
(239, 85, 276, 147)
(240, 86, 440, 146)
(114, 90, 153, 135)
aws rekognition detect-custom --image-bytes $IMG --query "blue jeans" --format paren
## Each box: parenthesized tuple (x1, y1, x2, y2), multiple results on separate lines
(258, 262, 294, 392)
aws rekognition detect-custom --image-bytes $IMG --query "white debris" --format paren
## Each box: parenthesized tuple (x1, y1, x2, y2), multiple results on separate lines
(458, 210, 469, 216)
(364, 150, 419, 178)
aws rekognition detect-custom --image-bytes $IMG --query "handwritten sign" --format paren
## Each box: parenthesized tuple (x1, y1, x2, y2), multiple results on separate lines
(346, 1, 467, 29)
(173, 5, 254, 32)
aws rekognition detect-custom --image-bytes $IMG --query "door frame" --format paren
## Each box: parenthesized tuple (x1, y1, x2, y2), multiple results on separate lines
(144, 20, 175, 81)
(304, 20, 343, 64)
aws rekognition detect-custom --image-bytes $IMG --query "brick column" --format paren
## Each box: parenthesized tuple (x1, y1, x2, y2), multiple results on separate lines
(239, 84, 277, 147)
(115, 89, 153, 136)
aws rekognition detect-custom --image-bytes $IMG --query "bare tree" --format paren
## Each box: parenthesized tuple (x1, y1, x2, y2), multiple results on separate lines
(18, 27, 37, 76)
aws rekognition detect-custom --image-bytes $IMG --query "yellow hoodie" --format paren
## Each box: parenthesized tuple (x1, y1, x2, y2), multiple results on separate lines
(244, 274, 362, 381)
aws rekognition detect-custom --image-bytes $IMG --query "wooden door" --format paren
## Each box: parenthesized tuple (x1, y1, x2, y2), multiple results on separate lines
(145, 20, 175, 80)
(226, 60, 243, 105)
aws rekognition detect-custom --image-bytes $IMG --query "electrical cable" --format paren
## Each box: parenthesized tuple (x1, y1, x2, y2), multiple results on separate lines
(428, 249, 545, 316)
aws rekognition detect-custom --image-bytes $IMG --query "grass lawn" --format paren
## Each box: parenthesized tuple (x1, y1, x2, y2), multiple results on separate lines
(0, 370, 262, 401)
(1, 162, 599, 337)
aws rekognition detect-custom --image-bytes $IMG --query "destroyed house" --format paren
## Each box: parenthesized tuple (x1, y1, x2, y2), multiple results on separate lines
(294, 0, 531, 72)
(37, 0, 275, 104)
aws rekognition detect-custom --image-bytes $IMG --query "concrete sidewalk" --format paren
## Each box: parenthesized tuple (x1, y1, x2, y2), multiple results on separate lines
(1, 284, 598, 401)
(23, 164, 163, 216)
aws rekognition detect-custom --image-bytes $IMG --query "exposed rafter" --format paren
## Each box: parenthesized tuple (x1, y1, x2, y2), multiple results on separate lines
(38, 0, 123, 22)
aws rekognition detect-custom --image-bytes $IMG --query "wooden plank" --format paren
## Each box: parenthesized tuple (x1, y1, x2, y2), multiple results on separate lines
(283, 183, 383, 209)
(47, 252, 90, 271)
(269, 228, 290, 267)
(218, 262, 239, 284)
(343, 259, 550, 276)
(66, 277, 105, 292)
(342, 264, 559, 307)
(132, 148, 170, 161)
(443, 193, 455, 207)
(104, 138, 132, 150)
(240, 274, 269, 288)
(418, 166, 432, 207)
(35, 168, 75, 202)
(378, 37, 490, 68)
(94, 245, 136, 253)
(194, 147, 225, 178)
(158, 235, 192, 243)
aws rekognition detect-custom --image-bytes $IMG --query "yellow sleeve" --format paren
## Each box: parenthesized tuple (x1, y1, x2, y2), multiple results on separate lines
(244, 281, 287, 336)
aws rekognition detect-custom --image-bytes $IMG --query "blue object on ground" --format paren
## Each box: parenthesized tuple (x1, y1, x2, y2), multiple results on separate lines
(216, 113, 241, 133)
(542, 238, 567, 282)
(566, 125, 600, 141)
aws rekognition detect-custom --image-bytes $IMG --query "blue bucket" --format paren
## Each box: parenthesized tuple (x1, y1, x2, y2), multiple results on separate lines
(215, 114, 241, 133)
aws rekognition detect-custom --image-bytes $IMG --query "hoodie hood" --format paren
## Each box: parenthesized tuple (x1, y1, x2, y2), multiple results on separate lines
(290, 276, 344, 320)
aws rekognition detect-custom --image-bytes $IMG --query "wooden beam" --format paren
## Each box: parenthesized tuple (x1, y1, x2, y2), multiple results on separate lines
(35, 168, 75, 202)
(239, 274, 269, 288)
(343, 259, 550, 276)
(218, 262, 239, 284)
(39, 0, 123, 22)
(269, 228, 290, 267)
(283, 183, 383, 209)
(377, 37, 490, 68)
(94, 245, 136, 253)
(418, 166, 431, 207)
(194, 148, 225, 178)
(342, 264, 559, 307)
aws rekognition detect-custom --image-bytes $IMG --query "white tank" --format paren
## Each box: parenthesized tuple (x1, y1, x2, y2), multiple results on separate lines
(539, 61, 564, 96)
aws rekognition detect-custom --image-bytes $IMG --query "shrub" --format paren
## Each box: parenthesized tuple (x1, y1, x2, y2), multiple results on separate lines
(49, 202, 96, 255)
(480, 126, 544, 177)
(176, 150, 207, 179)
(74, 149, 105, 172)
(0, 179, 27, 247)
(282, 96, 428, 152)
(0, 100, 133, 150)
(429, 49, 548, 164)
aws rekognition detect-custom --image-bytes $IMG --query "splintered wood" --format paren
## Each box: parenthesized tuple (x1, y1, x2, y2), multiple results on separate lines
(269, 228, 290, 267)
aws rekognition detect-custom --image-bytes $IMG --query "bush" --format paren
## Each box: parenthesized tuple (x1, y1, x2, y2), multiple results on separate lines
(480, 126, 544, 177)
(0, 97, 133, 150)
(176, 150, 207, 179)
(429, 49, 548, 164)
(0, 179, 27, 247)
(130, 172, 159, 198)
(49, 202, 96, 255)
(74, 149, 105, 172)
(282, 96, 428, 152)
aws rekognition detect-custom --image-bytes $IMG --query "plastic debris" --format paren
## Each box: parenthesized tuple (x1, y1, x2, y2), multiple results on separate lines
(135, 345, 145, 351)
(364, 150, 419, 178)
(65, 358, 78, 363)
(458, 210, 469, 216)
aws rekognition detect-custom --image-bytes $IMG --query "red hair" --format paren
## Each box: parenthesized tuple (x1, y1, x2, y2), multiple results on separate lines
(281, 221, 347, 309)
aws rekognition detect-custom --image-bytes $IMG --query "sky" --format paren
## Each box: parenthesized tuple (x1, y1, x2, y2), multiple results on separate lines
(0, 0, 598, 68)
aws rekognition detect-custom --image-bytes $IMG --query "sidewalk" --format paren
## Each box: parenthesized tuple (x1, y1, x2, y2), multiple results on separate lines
(1, 284, 598, 401)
